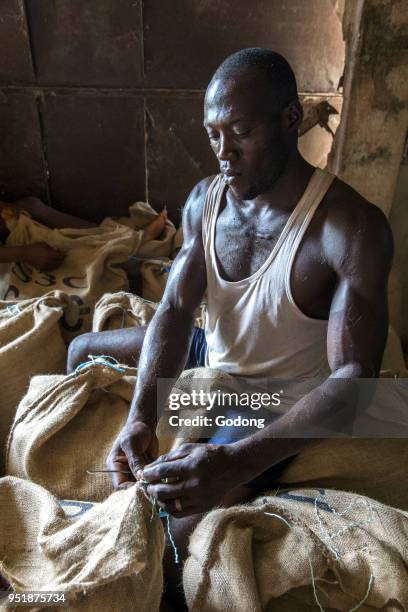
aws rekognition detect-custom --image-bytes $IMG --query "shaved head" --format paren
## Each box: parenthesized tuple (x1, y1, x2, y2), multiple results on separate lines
(203, 48, 303, 199)
(208, 48, 299, 114)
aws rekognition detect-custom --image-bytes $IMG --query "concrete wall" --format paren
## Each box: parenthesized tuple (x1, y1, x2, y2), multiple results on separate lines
(390, 161, 408, 347)
(330, 0, 408, 216)
(0, 0, 345, 222)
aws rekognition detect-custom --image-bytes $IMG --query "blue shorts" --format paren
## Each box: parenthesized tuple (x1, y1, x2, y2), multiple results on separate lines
(186, 327, 207, 369)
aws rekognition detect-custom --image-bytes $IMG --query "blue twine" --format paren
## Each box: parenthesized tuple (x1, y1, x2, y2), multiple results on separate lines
(74, 354, 126, 376)
(264, 494, 375, 611)
(164, 513, 180, 564)
(6, 304, 21, 316)
(139, 480, 180, 564)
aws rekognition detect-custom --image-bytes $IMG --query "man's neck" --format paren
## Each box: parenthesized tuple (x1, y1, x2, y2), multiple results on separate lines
(248, 153, 315, 212)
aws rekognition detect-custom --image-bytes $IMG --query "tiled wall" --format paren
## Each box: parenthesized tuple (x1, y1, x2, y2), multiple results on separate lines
(0, 1, 345, 222)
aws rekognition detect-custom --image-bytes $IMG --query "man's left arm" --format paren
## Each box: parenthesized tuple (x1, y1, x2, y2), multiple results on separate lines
(228, 203, 394, 476)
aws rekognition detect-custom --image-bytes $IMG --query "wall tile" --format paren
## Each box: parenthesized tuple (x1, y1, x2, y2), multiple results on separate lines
(0, 0, 34, 83)
(146, 94, 218, 221)
(144, 0, 345, 92)
(26, 0, 143, 87)
(0, 91, 47, 200)
(43, 94, 146, 220)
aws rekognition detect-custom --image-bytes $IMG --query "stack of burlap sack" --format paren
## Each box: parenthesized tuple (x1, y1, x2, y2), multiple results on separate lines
(0, 292, 68, 471)
(3, 356, 408, 609)
(0, 202, 181, 466)
(108, 201, 179, 302)
(1, 201, 408, 609)
(1, 360, 210, 609)
(0, 213, 138, 339)
(0, 202, 181, 337)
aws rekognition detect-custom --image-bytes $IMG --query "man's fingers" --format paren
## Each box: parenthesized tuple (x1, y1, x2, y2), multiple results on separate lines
(106, 450, 135, 489)
(122, 445, 150, 478)
(146, 481, 192, 502)
(142, 458, 190, 482)
(144, 446, 192, 469)
(128, 456, 147, 478)
(157, 499, 197, 518)
(121, 431, 156, 477)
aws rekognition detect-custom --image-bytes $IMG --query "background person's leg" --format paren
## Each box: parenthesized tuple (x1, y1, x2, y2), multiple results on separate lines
(66, 326, 147, 372)
(67, 324, 204, 373)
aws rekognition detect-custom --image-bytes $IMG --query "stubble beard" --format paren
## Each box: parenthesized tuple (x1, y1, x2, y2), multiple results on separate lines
(242, 153, 288, 200)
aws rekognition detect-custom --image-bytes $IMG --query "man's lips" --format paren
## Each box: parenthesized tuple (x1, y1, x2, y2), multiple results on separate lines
(222, 169, 242, 177)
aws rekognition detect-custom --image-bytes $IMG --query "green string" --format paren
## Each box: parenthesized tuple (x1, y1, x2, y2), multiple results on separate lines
(139, 480, 180, 564)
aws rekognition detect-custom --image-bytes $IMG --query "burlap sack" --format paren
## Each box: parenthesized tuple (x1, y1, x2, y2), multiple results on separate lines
(0, 293, 67, 472)
(6, 361, 135, 502)
(0, 476, 164, 612)
(140, 259, 172, 301)
(6, 362, 208, 501)
(171, 226, 183, 258)
(92, 292, 158, 332)
(92, 291, 206, 332)
(113, 201, 176, 257)
(381, 325, 408, 376)
(278, 438, 408, 510)
(184, 487, 408, 611)
(0, 213, 137, 339)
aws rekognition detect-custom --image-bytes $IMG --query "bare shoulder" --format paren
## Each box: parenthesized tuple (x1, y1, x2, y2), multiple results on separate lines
(322, 176, 394, 275)
(182, 175, 217, 236)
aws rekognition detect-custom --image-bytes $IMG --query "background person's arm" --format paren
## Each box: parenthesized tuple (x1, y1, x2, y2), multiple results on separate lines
(5, 197, 97, 229)
(0, 243, 65, 269)
(107, 179, 210, 487)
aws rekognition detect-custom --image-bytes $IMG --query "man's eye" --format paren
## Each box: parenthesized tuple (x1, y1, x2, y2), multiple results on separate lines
(208, 133, 219, 142)
(233, 128, 251, 137)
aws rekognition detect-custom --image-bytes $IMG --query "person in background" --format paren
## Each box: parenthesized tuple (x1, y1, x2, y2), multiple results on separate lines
(0, 197, 167, 270)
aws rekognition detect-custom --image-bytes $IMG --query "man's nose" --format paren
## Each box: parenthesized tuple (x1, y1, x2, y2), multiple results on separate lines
(216, 134, 237, 161)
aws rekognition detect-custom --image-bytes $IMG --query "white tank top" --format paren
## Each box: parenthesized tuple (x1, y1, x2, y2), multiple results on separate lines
(202, 168, 335, 382)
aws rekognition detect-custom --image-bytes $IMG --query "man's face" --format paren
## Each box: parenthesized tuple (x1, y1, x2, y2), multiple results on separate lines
(204, 75, 291, 200)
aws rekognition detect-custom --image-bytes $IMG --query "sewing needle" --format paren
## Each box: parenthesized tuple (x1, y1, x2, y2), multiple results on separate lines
(86, 469, 132, 475)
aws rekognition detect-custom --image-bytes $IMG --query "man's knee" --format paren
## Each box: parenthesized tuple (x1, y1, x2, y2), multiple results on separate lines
(67, 333, 92, 373)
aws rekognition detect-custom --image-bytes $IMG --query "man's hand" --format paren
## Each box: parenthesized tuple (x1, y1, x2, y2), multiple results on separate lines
(107, 421, 159, 489)
(140, 442, 241, 517)
(21, 242, 65, 270)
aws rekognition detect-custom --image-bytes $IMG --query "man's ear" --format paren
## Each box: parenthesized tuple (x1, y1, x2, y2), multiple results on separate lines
(283, 99, 303, 132)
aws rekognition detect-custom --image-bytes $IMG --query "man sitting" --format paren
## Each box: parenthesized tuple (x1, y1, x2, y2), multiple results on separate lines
(68, 48, 392, 608)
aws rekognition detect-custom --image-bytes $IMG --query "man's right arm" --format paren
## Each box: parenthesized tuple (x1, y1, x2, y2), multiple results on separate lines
(107, 178, 211, 484)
